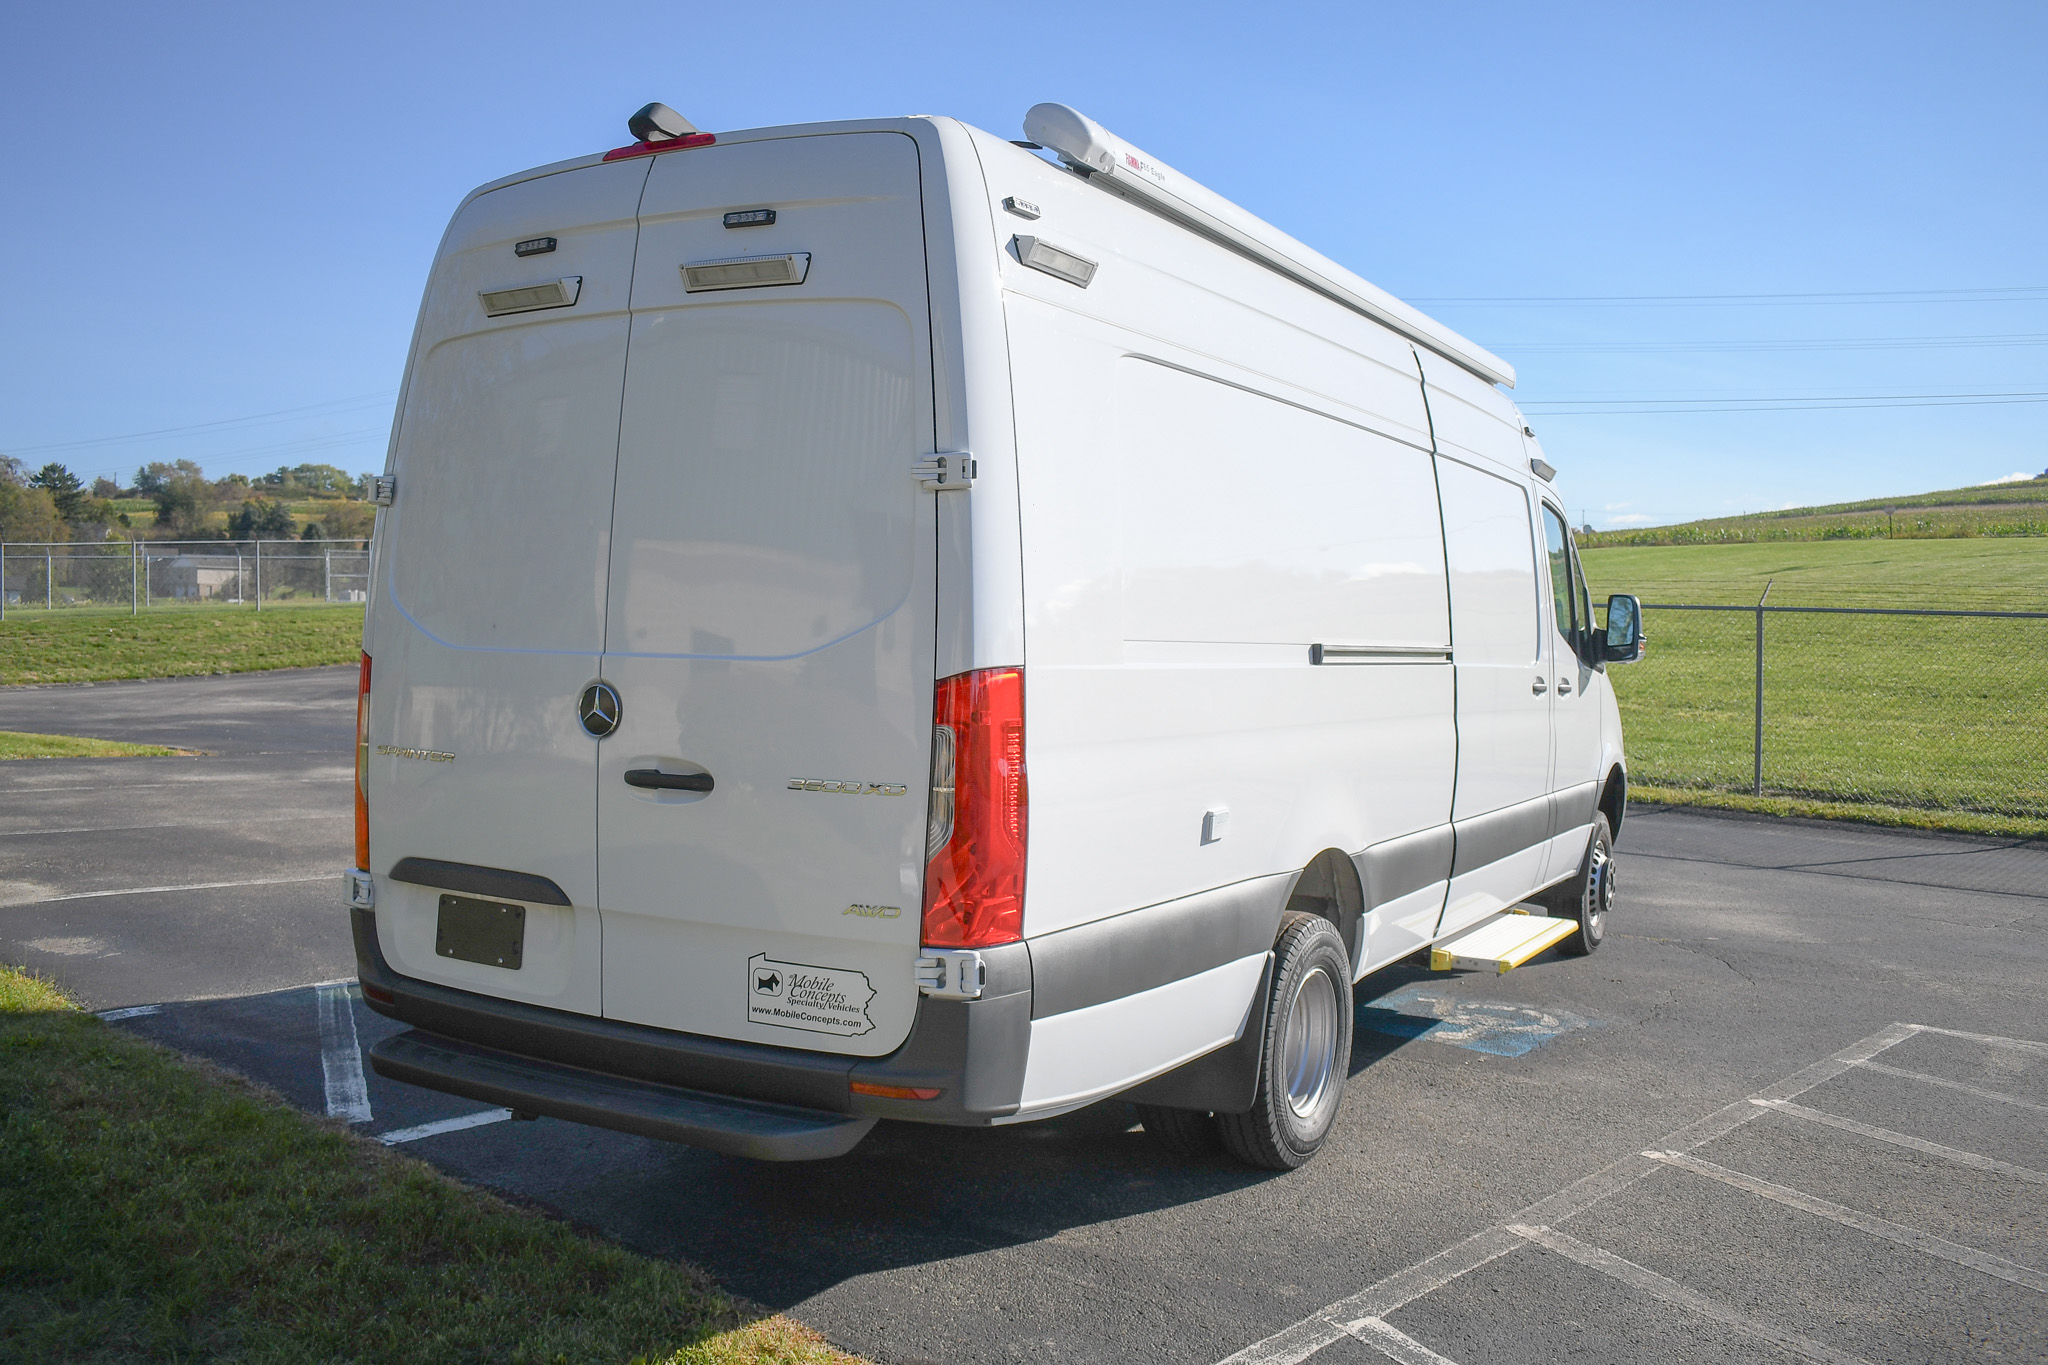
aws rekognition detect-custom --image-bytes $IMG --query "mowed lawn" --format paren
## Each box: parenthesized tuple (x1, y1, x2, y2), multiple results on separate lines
(1579, 539, 2048, 833)
(1580, 536, 2048, 611)
(0, 605, 363, 685)
(0, 967, 854, 1365)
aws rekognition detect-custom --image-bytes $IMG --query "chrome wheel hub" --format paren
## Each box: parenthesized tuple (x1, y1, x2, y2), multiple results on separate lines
(1282, 966, 1340, 1120)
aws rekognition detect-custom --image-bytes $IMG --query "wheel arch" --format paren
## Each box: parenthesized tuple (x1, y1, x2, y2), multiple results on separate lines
(1599, 763, 1628, 841)
(1281, 847, 1366, 971)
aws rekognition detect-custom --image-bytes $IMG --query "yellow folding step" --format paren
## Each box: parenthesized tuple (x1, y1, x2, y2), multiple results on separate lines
(1429, 910, 1579, 974)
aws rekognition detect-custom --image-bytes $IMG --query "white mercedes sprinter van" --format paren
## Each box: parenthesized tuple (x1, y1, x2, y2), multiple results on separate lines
(350, 102, 1645, 1170)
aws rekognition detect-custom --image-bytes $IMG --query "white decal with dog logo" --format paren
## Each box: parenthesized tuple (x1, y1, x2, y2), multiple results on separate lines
(747, 954, 876, 1036)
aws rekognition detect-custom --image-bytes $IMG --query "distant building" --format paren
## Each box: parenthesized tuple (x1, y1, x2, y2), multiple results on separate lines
(158, 553, 246, 601)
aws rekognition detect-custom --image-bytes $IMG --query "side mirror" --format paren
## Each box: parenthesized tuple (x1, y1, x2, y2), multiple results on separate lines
(1597, 593, 1646, 663)
(1602, 594, 1645, 664)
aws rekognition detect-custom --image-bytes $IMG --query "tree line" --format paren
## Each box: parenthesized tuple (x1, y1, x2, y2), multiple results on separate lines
(0, 459, 377, 544)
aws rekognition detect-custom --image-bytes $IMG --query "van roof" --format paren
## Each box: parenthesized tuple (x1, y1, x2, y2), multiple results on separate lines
(457, 110, 1513, 390)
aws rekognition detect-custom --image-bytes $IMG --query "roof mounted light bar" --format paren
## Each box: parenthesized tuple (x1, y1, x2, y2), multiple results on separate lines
(1020, 103, 1516, 389)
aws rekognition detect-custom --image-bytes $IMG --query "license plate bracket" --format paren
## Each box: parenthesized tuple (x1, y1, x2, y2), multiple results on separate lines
(435, 894, 525, 970)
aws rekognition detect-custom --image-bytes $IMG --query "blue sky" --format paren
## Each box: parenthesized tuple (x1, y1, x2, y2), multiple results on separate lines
(2, 0, 2042, 528)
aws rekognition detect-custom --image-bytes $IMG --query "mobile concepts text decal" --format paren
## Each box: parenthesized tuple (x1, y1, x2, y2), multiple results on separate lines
(747, 954, 876, 1036)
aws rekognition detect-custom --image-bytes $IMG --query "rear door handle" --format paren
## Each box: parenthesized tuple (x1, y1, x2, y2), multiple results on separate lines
(1532, 678, 1548, 695)
(624, 769, 714, 793)
(1556, 678, 1573, 695)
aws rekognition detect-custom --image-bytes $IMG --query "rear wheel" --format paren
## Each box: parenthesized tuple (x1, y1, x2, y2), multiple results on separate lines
(1134, 1103, 1221, 1157)
(1216, 913, 1353, 1171)
(1548, 813, 1614, 956)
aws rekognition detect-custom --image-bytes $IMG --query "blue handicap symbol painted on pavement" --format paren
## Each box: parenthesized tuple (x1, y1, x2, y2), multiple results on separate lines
(1358, 983, 1595, 1057)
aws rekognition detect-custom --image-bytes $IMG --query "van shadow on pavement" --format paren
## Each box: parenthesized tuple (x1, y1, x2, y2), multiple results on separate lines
(111, 970, 1504, 1312)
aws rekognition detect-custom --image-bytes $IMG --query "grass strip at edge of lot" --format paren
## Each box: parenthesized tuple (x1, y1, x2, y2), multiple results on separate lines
(0, 964, 861, 1365)
(1628, 784, 2048, 841)
(0, 604, 364, 686)
(0, 730, 193, 759)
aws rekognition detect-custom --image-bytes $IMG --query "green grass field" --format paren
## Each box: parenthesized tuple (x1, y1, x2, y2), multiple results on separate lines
(1579, 475, 2048, 546)
(1581, 536, 2048, 610)
(0, 730, 190, 759)
(1579, 539, 2048, 835)
(0, 965, 855, 1365)
(0, 604, 364, 685)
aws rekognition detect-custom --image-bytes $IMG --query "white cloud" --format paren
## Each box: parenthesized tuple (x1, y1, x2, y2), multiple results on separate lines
(1603, 513, 1657, 527)
(1981, 471, 2039, 485)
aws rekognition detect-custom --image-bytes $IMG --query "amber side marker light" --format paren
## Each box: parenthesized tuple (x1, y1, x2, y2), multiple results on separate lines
(850, 1082, 943, 1101)
(362, 983, 395, 1006)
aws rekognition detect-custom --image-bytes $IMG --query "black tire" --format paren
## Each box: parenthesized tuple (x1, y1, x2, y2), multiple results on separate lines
(1134, 1103, 1221, 1157)
(1548, 813, 1614, 956)
(1216, 913, 1353, 1171)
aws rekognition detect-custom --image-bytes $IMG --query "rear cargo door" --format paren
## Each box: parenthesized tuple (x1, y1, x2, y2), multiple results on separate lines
(371, 159, 650, 1016)
(596, 133, 937, 1056)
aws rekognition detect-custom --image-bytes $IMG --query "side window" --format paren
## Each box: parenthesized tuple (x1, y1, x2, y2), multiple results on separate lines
(1541, 505, 1575, 639)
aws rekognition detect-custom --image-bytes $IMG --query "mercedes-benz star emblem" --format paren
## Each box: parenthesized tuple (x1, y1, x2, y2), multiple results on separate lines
(578, 682, 621, 738)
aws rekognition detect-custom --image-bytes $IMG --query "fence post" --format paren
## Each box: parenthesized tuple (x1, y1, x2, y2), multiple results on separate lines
(324, 550, 331, 602)
(1753, 578, 1773, 797)
(0, 540, 6, 621)
(255, 540, 262, 612)
(131, 540, 139, 616)
(47, 549, 53, 611)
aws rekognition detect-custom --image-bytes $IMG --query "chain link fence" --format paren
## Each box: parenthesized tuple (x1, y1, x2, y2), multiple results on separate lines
(0, 540, 369, 616)
(1609, 602, 2048, 822)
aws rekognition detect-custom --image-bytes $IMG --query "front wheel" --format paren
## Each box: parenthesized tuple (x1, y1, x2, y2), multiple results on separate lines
(1549, 813, 1614, 956)
(1216, 913, 1353, 1171)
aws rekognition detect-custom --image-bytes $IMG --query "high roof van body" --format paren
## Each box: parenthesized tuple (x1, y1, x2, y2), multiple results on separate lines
(350, 105, 1641, 1169)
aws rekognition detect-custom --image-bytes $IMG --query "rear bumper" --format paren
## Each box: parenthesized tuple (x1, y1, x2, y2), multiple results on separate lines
(369, 1029, 875, 1160)
(350, 908, 1032, 1150)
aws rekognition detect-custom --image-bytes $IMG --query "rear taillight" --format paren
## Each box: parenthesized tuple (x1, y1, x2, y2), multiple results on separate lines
(921, 668, 1026, 948)
(354, 651, 371, 870)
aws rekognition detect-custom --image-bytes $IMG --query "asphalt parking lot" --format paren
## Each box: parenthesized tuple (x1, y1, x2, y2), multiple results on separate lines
(3, 668, 2044, 1365)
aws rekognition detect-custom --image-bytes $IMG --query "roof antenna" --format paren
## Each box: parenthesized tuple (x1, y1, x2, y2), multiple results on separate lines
(628, 103, 697, 143)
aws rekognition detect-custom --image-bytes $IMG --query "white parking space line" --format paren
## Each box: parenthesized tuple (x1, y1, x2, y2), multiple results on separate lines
(96, 1004, 161, 1021)
(1854, 1059, 2048, 1114)
(1346, 1317, 1461, 1365)
(1913, 1025, 2048, 1058)
(1648, 1149, 2048, 1293)
(378, 1109, 514, 1145)
(1753, 1098, 2048, 1185)
(1507, 1223, 1871, 1365)
(1215, 1022, 1925, 1365)
(315, 981, 372, 1124)
(5, 874, 328, 907)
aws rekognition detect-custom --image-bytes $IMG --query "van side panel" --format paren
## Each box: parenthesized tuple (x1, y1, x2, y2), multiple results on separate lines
(978, 130, 1458, 1105)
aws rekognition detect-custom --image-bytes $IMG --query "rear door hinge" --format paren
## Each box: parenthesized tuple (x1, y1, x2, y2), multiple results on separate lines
(915, 949, 986, 999)
(913, 453, 976, 490)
